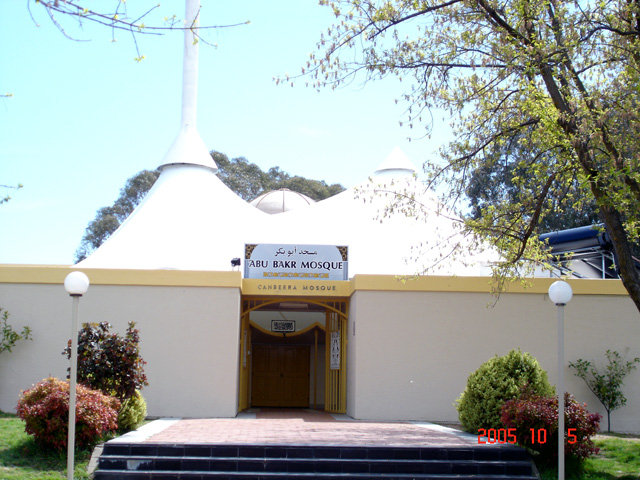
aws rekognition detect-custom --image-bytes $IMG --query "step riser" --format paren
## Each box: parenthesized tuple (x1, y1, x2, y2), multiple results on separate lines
(95, 474, 538, 480)
(95, 443, 538, 480)
(99, 457, 534, 475)
(101, 444, 532, 461)
(94, 472, 539, 480)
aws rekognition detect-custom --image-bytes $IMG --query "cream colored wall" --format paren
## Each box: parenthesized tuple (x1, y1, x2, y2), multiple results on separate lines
(3, 266, 639, 433)
(349, 288, 640, 433)
(0, 281, 242, 418)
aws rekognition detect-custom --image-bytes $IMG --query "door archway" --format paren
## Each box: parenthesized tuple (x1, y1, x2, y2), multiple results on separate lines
(238, 297, 348, 413)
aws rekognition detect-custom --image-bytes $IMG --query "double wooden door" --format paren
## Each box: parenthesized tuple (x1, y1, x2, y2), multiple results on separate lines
(251, 345, 310, 407)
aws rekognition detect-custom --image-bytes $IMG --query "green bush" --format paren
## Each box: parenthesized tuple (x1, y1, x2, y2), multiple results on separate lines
(456, 349, 554, 432)
(117, 390, 147, 433)
(16, 377, 120, 451)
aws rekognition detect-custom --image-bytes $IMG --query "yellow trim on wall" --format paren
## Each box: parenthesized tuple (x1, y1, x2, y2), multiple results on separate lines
(242, 278, 352, 297)
(350, 274, 629, 296)
(0, 265, 628, 296)
(0, 265, 242, 288)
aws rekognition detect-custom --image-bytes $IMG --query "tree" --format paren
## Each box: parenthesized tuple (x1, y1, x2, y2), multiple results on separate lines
(1, 307, 32, 354)
(30, 1, 249, 61)
(213, 151, 345, 201)
(75, 152, 346, 262)
(1, 183, 23, 205)
(213, 152, 273, 201)
(569, 350, 640, 432)
(278, 175, 345, 201)
(465, 131, 600, 232)
(302, 0, 640, 313)
(75, 169, 160, 262)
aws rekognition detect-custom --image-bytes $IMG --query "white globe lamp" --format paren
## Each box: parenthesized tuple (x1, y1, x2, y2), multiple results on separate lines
(64, 271, 90, 296)
(549, 280, 573, 305)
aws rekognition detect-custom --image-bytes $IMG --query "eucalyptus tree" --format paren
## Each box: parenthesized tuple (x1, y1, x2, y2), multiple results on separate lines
(300, 0, 640, 311)
(74, 169, 160, 262)
(213, 152, 345, 202)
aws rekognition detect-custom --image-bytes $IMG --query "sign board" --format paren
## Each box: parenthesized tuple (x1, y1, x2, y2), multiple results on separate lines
(244, 244, 348, 281)
(330, 331, 341, 370)
(271, 320, 295, 333)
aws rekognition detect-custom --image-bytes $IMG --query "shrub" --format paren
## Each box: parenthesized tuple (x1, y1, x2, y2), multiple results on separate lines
(117, 390, 147, 433)
(569, 349, 640, 432)
(16, 377, 120, 451)
(501, 391, 601, 465)
(1, 307, 32, 354)
(63, 321, 148, 401)
(456, 349, 554, 432)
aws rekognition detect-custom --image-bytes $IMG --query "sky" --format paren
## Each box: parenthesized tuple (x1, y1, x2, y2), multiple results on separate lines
(0, 0, 452, 265)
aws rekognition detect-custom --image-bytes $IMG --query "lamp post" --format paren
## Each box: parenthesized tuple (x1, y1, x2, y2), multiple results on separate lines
(548, 280, 573, 480)
(64, 271, 90, 480)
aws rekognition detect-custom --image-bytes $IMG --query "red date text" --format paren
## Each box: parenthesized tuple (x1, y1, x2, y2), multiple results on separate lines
(477, 428, 577, 445)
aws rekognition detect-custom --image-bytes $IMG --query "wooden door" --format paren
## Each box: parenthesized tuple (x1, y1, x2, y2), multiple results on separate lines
(251, 345, 310, 407)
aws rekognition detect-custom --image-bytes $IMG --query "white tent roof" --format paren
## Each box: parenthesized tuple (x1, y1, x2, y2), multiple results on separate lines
(78, 147, 496, 276)
(77, 0, 496, 276)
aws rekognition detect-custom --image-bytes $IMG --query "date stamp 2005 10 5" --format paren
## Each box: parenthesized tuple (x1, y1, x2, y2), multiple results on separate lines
(477, 428, 578, 445)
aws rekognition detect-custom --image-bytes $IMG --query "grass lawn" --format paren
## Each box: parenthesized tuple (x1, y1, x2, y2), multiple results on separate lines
(0, 412, 93, 480)
(2, 412, 639, 479)
(535, 434, 640, 480)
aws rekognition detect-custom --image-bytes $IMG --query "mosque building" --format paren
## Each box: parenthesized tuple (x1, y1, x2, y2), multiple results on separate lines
(1, 140, 638, 432)
(0, 0, 638, 433)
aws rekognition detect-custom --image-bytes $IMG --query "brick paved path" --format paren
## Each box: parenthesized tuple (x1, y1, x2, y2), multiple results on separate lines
(144, 409, 478, 447)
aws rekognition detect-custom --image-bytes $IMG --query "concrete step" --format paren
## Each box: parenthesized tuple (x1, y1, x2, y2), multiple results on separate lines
(93, 443, 539, 480)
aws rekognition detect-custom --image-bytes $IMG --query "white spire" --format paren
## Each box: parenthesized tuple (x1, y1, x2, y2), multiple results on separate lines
(159, 0, 217, 172)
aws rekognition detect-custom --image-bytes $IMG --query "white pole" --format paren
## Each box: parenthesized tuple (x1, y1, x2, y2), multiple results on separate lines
(181, 0, 200, 129)
(67, 295, 80, 480)
(557, 304, 565, 480)
(549, 280, 571, 480)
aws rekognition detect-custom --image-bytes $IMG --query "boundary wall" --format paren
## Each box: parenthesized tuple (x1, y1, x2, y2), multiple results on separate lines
(1, 266, 638, 432)
(0, 266, 242, 418)
(347, 276, 639, 433)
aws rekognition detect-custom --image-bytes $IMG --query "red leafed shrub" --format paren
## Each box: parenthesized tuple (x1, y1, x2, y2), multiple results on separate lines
(63, 321, 148, 401)
(501, 390, 601, 465)
(16, 377, 120, 451)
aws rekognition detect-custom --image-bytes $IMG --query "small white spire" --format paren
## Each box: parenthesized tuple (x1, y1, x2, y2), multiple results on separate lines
(160, 0, 217, 172)
(374, 146, 417, 177)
